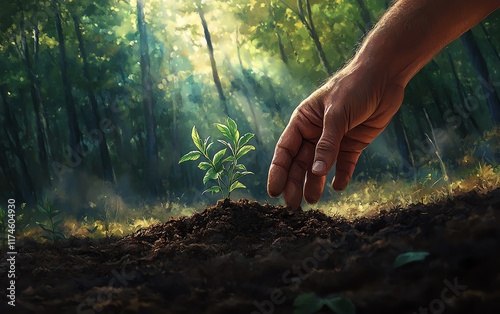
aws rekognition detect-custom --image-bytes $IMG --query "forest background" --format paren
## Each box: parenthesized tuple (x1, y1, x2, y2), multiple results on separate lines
(0, 0, 499, 227)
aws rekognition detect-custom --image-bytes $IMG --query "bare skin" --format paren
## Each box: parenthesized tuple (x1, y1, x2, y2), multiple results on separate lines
(267, 0, 500, 210)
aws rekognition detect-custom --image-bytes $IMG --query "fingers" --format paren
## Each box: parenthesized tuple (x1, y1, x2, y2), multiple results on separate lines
(304, 171, 326, 204)
(283, 140, 315, 209)
(312, 105, 347, 177)
(332, 136, 368, 191)
(267, 122, 303, 198)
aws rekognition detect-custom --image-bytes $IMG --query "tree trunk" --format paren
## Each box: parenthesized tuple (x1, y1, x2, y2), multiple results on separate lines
(447, 52, 483, 134)
(355, 0, 372, 32)
(297, 0, 332, 75)
(20, 11, 51, 183)
(72, 14, 115, 184)
(137, 0, 160, 194)
(52, 0, 82, 165)
(460, 29, 500, 124)
(197, 6, 230, 116)
(0, 85, 37, 205)
(392, 110, 416, 184)
(267, 0, 288, 64)
(0, 140, 23, 199)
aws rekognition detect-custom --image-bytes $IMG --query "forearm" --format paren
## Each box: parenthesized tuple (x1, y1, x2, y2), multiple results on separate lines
(352, 0, 500, 87)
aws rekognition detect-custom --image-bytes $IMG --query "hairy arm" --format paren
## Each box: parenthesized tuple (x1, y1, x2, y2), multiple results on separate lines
(356, 0, 500, 87)
(267, 0, 499, 209)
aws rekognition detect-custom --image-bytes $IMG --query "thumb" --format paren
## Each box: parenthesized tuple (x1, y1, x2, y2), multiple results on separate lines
(312, 105, 347, 176)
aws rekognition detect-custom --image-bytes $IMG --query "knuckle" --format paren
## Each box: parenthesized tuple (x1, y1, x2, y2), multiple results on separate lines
(316, 137, 338, 153)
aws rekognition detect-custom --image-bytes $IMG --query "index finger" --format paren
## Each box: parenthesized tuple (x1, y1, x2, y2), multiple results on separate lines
(267, 121, 303, 198)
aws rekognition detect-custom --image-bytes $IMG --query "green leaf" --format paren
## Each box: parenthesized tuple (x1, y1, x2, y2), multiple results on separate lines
(226, 118, 239, 142)
(203, 136, 211, 152)
(235, 164, 247, 171)
(238, 133, 254, 147)
(203, 168, 219, 185)
(229, 181, 246, 192)
(206, 142, 214, 156)
(54, 231, 66, 239)
(234, 171, 253, 180)
(191, 126, 203, 151)
(236, 145, 255, 159)
(41, 235, 55, 241)
(393, 251, 430, 268)
(203, 186, 222, 195)
(37, 204, 47, 214)
(179, 151, 201, 163)
(222, 156, 235, 164)
(213, 149, 227, 169)
(53, 220, 63, 228)
(198, 162, 212, 170)
(215, 123, 232, 140)
(217, 140, 234, 153)
(36, 223, 52, 233)
(323, 296, 356, 314)
(293, 293, 324, 314)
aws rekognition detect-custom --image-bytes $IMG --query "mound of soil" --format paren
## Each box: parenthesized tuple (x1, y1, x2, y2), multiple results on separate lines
(1, 189, 500, 314)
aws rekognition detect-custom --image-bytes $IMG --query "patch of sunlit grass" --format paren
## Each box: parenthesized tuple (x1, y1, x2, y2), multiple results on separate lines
(17, 200, 203, 241)
(320, 161, 499, 219)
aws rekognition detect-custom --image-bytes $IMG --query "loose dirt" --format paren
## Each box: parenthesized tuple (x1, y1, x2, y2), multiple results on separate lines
(1, 188, 499, 314)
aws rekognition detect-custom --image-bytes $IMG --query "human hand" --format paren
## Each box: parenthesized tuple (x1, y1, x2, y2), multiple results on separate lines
(267, 62, 405, 209)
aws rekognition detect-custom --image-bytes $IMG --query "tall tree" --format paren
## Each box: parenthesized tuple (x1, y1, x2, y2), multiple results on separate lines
(19, 6, 51, 183)
(137, 0, 160, 194)
(447, 52, 483, 135)
(281, 0, 332, 75)
(72, 13, 115, 184)
(266, 0, 288, 65)
(0, 85, 36, 205)
(51, 0, 82, 165)
(460, 29, 500, 124)
(196, 3, 230, 116)
(355, 0, 372, 32)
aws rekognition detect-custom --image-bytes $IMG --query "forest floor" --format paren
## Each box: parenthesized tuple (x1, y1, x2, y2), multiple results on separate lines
(1, 188, 500, 314)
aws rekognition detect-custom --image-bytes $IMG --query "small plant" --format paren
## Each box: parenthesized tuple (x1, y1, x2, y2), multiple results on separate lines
(36, 199, 66, 243)
(179, 117, 255, 199)
(99, 195, 119, 238)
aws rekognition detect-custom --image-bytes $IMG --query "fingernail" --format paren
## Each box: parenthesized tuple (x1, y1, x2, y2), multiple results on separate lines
(312, 161, 326, 173)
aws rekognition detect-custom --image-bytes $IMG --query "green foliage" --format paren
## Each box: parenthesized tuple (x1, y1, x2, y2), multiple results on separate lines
(179, 117, 255, 199)
(393, 251, 430, 268)
(36, 200, 66, 243)
(294, 292, 356, 314)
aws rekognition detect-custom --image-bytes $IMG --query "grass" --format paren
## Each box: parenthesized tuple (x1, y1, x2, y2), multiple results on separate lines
(17, 198, 201, 241)
(317, 160, 499, 219)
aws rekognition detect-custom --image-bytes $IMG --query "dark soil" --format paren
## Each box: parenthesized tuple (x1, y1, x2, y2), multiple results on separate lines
(2, 188, 500, 314)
